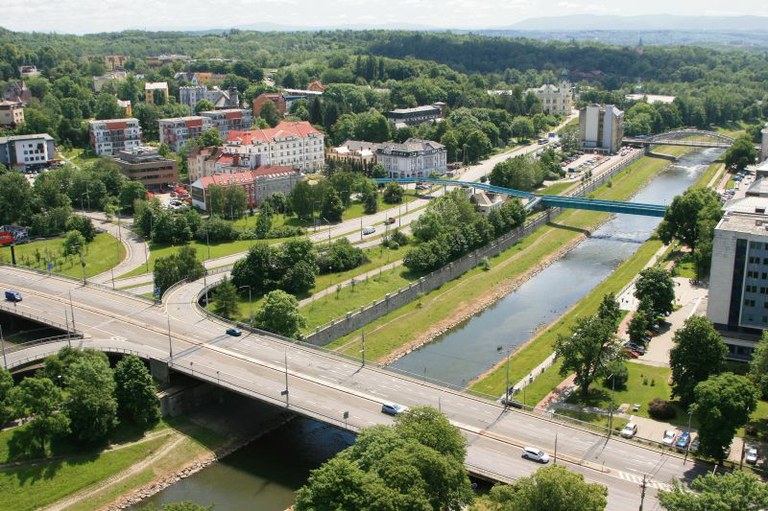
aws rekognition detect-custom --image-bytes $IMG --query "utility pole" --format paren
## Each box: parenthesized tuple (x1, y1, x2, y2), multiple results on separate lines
(361, 329, 366, 366)
(504, 349, 510, 407)
(167, 314, 173, 360)
(69, 290, 76, 332)
(638, 474, 647, 511)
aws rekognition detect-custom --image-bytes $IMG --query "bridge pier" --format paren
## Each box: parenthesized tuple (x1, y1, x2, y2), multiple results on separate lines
(150, 358, 170, 385)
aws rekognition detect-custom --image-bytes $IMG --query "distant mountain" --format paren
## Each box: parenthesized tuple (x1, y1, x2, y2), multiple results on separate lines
(507, 14, 768, 32)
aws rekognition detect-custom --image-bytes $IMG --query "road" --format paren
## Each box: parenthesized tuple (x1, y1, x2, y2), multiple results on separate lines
(0, 266, 711, 510)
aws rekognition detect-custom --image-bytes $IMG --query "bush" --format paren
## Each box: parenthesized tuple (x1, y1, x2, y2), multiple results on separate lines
(389, 229, 408, 246)
(268, 225, 305, 239)
(648, 398, 677, 420)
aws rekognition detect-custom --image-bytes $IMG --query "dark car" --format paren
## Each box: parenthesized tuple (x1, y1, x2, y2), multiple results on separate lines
(226, 328, 242, 337)
(675, 432, 691, 450)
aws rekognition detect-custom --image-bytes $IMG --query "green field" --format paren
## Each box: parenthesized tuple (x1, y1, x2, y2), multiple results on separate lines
(1, 233, 125, 280)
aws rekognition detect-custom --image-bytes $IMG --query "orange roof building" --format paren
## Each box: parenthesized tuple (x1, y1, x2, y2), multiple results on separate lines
(224, 121, 325, 172)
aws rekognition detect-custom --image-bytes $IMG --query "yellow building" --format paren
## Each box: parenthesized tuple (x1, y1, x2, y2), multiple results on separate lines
(144, 82, 169, 105)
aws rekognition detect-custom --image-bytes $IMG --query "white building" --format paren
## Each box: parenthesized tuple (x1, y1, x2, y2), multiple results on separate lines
(525, 82, 574, 116)
(223, 121, 324, 172)
(761, 124, 768, 163)
(0, 133, 55, 171)
(179, 85, 240, 111)
(200, 109, 253, 139)
(158, 116, 215, 153)
(375, 138, 447, 179)
(579, 104, 624, 154)
(88, 118, 142, 156)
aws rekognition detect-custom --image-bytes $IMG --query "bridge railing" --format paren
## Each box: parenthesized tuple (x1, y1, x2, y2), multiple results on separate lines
(0, 301, 82, 338)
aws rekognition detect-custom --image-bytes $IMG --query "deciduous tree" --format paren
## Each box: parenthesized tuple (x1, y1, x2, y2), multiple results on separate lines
(669, 316, 727, 407)
(633, 267, 675, 316)
(659, 471, 768, 511)
(114, 355, 160, 429)
(64, 351, 118, 443)
(253, 290, 306, 338)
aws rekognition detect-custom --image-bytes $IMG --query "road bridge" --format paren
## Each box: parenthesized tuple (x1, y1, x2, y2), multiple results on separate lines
(373, 178, 668, 217)
(0, 266, 710, 510)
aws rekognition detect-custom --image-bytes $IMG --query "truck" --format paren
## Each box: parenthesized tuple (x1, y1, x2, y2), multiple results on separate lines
(4, 290, 22, 302)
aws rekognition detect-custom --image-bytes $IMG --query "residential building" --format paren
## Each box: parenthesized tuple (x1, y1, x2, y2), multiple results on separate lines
(187, 146, 224, 183)
(756, 160, 768, 181)
(113, 146, 179, 190)
(0, 133, 55, 171)
(93, 71, 127, 93)
(117, 99, 132, 117)
(472, 191, 506, 215)
(190, 166, 303, 210)
(145, 82, 170, 104)
(179, 85, 240, 111)
(0, 100, 24, 128)
(327, 140, 380, 167)
(375, 138, 447, 178)
(174, 72, 226, 86)
(223, 121, 324, 172)
(252, 93, 286, 117)
(89, 118, 142, 156)
(625, 93, 676, 104)
(3, 81, 32, 104)
(707, 196, 768, 360)
(104, 55, 129, 71)
(158, 116, 215, 153)
(525, 82, 574, 116)
(18, 65, 40, 78)
(386, 104, 445, 129)
(579, 104, 624, 154)
(282, 88, 323, 111)
(761, 124, 768, 163)
(200, 109, 253, 139)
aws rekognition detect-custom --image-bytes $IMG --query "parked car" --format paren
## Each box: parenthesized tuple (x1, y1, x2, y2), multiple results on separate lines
(381, 403, 407, 416)
(522, 446, 550, 464)
(621, 423, 638, 438)
(675, 432, 691, 450)
(662, 430, 677, 445)
(225, 327, 242, 337)
(626, 342, 646, 355)
(362, 226, 376, 235)
(746, 447, 759, 464)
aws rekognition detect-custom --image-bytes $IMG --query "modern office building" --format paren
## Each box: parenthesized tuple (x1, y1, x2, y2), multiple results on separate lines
(0, 133, 55, 171)
(375, 138, 447, 178)
(113, 146, 179, 190)
(89, 118, 142, 156)
(579, 104, 624, 154)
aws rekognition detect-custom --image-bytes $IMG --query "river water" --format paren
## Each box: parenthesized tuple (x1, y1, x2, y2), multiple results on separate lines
(132, 148, 720, 510)
(390, 148, 722, 387)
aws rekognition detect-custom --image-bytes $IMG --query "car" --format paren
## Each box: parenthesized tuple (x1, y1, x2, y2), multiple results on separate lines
(522, 446, 550, 464)
(621, 423, 638, 438)
(625, 348, 640, 359)
(626, 342, 646, 355)
(225, 328, 242, 337)
(381, 403, 407, 416)
(690, 437, 700, 453)
(746, 447, 759, 464)
(675, 432, 691, 450)
(4, 290, 22, 302)
(384, 217, 396, 225)
(662, 430, 677, 446)
(362, 226, 376, 235)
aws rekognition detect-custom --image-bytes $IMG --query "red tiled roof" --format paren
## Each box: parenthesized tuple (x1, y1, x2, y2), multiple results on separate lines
(197, 166, 297, 188)
(226, 121, 322, 145)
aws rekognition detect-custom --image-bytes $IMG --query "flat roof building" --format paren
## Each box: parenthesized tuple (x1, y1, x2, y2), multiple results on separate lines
(579, 104, 624, 155)
(113, 146, 179, 190)
(0, 133, 55, 171)
(89, 118, 142, 156)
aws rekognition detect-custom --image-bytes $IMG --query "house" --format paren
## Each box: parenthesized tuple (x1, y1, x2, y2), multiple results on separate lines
(117, 99, 132, 117)
(145, 82, 170, 105)
(252, 93, 286, 117)
(18, 65, 40, 78)
(307, 80, 325, 92)
(158, 116, 215, 153)
(199, 109, 253, 139)
(579, 104, 624, 154)
(223, 121, 325, 172)
(190, 166, 303, 210)
(113, 146, 179, 190)
(104, 55, 129, 71)
(327, 140, 380, 168)
(524, 82, 574, 116)
(3, 81, 32, 104)
(472, 191, 506, 215)
(89, 118, 142, 156)
(0, 100, 24, 128)
(93, 71, 127, 93)
(0, 133, 55, 172)
(386, 104, 445, 129)
(179, 85, 240, 111)
(375, 138, 447, 178)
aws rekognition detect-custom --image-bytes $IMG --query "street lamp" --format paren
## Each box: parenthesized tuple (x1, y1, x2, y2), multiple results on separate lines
(504, 348, 511, 407)
(239, 285, 253, 325)
(607, 372, 616, 436)
(281, 350, 290, 407)
(684, 405, 696, 465)
(167, 314, 173, 360)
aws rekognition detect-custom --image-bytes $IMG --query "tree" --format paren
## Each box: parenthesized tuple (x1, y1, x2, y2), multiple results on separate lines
(489, 154, 544, 191)
(694, 373, 758, 462)
(114, 355, 160, 429)
(749, 331, 768, 398)
(12, 376, 70, 455)
(212, 276, 239, 319)
(194, 99, 215, 115)
(197, 128, 223, 148)
(64, 351, 118, 443)
(232, 242, 277, 292)
(259, 100, 282, 127)
(62, 229, 86, 256)
(669, 316, 727, 407)
(321, 187, 344, 223)
(362, 188, 378, 215)
(724, 136, 759, 170)
(153, 246, 205, 295)
(627, 302, 654, 344)
(290, 181, 315, 220)
(510, 116, 535, 141)
(254, 205, 273, 239)
(597, 293, 621, 329)
(253, 290, 306, 338)
(633, 267, 675, 316)
(382, 181, 404, 204)
(659, 471, 768, 511)
(119, 181, 147, 213)
(394, 407, 466, 462)
(66, 215, 96, 242)
(658, 188, 722, 252)
(488, 465, 607, 511)
(0, 368, 15, 425)
(555, 315, 623, 398)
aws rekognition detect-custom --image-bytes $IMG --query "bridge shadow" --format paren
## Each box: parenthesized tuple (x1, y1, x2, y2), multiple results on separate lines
(546, 221, 591, 236)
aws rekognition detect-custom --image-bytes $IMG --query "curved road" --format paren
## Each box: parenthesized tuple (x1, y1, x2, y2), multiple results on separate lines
(0, 266, 710, 510)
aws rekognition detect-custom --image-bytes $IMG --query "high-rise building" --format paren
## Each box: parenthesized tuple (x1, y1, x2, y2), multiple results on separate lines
(579, 104, 624, 154)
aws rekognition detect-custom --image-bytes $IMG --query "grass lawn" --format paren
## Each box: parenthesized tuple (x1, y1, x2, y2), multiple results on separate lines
(539, 180, 575, 196)
(1, 233, 125, 280)
(695, 162, 725, 189)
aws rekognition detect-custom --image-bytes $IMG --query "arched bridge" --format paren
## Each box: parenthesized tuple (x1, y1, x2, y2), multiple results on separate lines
(624, 129, 734, 149)
(373, 177, 668, 218)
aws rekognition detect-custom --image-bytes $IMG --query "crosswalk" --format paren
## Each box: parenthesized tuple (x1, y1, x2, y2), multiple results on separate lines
(616, 470, 673, 491)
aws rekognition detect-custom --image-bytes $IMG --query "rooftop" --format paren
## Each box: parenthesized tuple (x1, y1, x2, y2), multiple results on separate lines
(145, 82, 168, 90)
(226, 121, 322, 145)
(0, 133, 54, 144)
(195, 166, 299, 187)
(388, 105, 441, 115)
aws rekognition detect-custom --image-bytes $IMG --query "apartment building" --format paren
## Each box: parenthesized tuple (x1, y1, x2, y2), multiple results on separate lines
(223, 120, 324, 172)
(89, 118, 142, 156)
(375, 138, 447, 178)
(145, 82, 169, 105)
(179, 86, 240, 111)
(579, 104, 625, 154)
(113, 146, 179, 190)
(0, 100, 24, 128)
(761, 123, 768, 163)
(0, 133, 55, 171)
(158, 116, 215, 153)
(199, 109, 253, 138)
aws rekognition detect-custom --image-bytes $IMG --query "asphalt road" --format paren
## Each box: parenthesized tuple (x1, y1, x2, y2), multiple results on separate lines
(0, 266, 712, 510)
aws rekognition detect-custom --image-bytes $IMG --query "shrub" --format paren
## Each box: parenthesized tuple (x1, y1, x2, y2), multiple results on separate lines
(389, 229, 409, 246)
(268, 225, 305, 239)
(648, 398, 677, 420)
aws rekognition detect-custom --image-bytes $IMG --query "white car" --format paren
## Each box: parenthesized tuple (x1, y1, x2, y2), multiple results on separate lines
(746, 447, 759, 464)
(662, 430, 676, 446)
(621, 423, 638, 438)
(381, 403, 407, 416)
(363, 226, 376, 235)
(522, 446, 550, 464)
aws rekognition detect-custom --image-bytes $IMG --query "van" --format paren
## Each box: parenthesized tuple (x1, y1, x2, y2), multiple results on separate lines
(4, 290, 22, 302)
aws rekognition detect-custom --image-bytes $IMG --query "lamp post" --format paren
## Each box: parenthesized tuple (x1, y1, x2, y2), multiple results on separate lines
(69, 290, 76, 332)
(504, 348, 511, 407)
(281, 350, 290, 407)
(239, 285, 253, 325)
(167, 314, 173, 360)
(607, 373, 616, 437)
(79, 250, 87, 285)
(684, 405, 696, 465)
(361, 329, 366, 366)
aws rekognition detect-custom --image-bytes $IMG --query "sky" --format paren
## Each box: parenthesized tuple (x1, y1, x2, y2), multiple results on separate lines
(2, 0, 768, 34)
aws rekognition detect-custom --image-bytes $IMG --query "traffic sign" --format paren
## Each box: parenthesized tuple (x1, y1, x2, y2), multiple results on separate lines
(0, 232, 13, 245)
